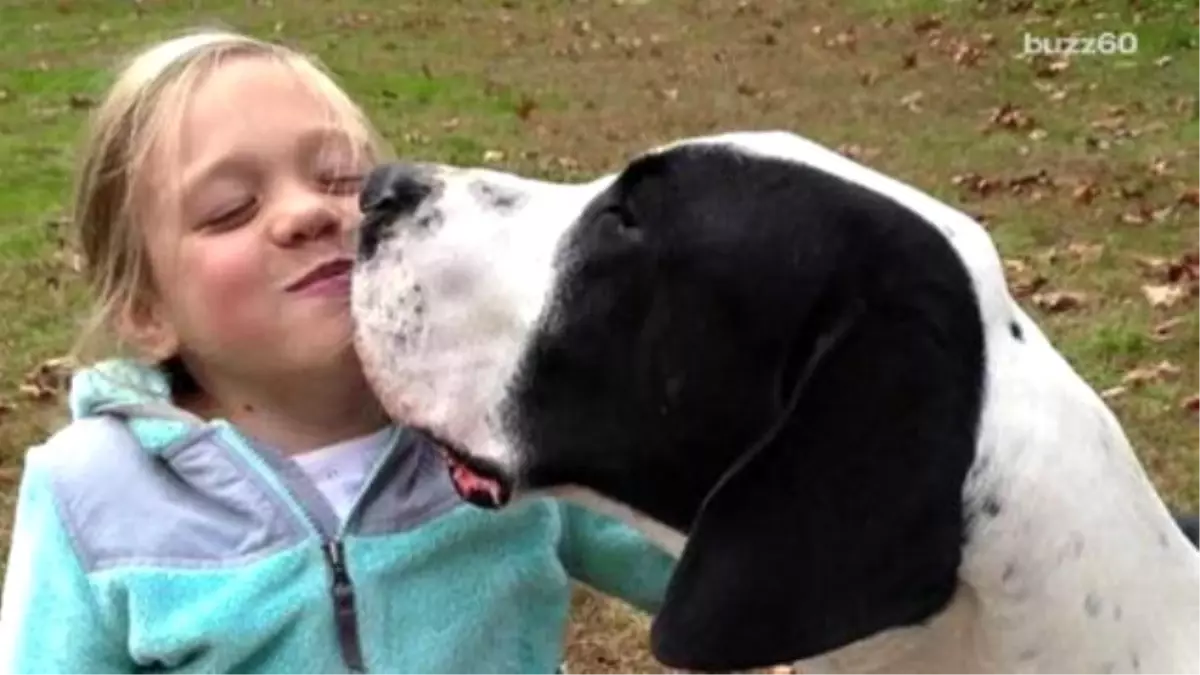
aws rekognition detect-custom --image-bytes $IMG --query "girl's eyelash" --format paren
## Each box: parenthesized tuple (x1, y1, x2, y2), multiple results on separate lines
(202, 198, 257, 228)
(319, 172, 365, 194)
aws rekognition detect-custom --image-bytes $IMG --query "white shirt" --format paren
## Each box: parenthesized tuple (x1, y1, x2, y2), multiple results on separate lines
(291, 427, 394, 523)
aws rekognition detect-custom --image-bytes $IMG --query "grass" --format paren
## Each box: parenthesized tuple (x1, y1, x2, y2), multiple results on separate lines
(0, 0, 1196, 672)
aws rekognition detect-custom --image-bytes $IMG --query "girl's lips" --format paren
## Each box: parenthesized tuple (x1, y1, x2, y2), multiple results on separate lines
(287, 258, 355, 292)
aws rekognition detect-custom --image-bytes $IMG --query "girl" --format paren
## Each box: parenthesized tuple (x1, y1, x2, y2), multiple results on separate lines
(0, 30, 674, 673)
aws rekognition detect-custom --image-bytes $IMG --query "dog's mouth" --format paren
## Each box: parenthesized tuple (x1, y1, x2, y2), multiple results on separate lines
(418, 427, 513, 509)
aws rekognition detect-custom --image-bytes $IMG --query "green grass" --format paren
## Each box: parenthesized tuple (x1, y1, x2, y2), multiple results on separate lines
(0, 0, 1196, 672)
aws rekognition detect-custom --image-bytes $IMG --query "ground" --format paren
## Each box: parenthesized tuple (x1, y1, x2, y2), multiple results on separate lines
(0, 0, 1195, 672)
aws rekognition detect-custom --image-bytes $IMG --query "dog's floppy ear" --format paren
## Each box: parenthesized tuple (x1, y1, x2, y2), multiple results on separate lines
(649, 296, 984, 672)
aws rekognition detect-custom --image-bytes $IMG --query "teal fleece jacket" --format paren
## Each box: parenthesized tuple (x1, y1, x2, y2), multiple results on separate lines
(0, 360, 676, 673)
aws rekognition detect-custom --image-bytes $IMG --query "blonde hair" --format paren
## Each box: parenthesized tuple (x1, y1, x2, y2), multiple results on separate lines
(68, 29, 391, 373)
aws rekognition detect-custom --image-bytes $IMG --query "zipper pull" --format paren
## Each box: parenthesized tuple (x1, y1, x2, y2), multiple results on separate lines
(324, 540, 366, 672)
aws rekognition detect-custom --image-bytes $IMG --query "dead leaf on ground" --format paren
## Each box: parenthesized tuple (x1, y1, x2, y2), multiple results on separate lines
(67, 92, 94, 110)
(1004, 259, 1048, 297)
(1030, 54, 1070, 77)
(899, 90, 924, 112)
(987, 103, 1036, 132)
(836, 144, 880, 161)
(952, 171, 1000, 197)
(1150, 316, 1184, 341)
(1141, 284, 1188, 309)
(514, 95, 538, 121)
(912, 15, 943, 34)
(824, 28, 858, 52)
(1178, 187, 1198, 207)
(951, 40, 985, 67)
(1039, 243, 1102, 267)
(1007, 169, 1055, 196)
(1119, 204, 1172, 225)
(1071, 181, 1099, 204)
(1183, 394, 1199, 413)
(1121, 360, 1182, 387)
(0, 398, 13, 419)
(1101, 385, 1127, 401)
(1031, 290, 1087, 312)
(20, 357, 75, 402)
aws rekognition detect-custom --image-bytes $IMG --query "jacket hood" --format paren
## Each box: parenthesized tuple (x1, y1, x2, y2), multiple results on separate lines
(68, 359, 207, 454)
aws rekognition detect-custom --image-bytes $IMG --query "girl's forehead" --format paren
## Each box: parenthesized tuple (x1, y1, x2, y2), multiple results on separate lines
(148, 59, 368, 177)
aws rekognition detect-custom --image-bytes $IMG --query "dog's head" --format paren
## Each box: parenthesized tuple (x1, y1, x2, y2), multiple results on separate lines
(351, 132, 988, 671)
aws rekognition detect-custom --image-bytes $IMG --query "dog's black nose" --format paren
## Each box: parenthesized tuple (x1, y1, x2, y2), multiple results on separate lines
(360, 162, 433, 217)
(358, 163, 434, 260)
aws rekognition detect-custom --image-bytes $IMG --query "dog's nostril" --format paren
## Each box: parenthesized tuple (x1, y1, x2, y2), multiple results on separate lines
(359, 162, 433, 217)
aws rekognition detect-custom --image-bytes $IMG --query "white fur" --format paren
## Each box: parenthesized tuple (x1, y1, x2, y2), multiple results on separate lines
(352, 131, 1199, 673)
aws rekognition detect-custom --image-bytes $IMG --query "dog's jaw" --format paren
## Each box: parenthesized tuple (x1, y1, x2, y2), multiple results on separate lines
(350, 168, 612, 480)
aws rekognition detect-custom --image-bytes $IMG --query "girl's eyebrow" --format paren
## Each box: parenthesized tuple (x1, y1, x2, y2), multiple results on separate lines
(180, 127, 363, 196)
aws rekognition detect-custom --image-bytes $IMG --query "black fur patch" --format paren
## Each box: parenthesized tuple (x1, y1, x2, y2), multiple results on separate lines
(502, 144, 987, 670)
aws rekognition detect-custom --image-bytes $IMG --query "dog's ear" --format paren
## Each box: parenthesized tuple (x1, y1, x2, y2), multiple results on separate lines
(649, 298, 984, 672)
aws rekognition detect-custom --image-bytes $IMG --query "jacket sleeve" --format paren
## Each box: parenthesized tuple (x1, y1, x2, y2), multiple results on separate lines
(0, 446, 133, 674)
(556, 501, 677, 615)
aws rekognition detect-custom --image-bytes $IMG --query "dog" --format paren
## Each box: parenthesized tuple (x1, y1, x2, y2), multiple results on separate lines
(349, 131, 1200, 673)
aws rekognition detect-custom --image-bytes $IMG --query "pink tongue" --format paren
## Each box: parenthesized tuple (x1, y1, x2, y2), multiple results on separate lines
(449, 462, 503, 506)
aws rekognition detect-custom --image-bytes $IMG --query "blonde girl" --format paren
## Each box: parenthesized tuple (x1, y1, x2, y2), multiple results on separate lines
(0, 30, 673, 673)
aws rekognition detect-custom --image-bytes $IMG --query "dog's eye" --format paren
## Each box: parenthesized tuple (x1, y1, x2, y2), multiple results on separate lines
(594, 206, 639, 236)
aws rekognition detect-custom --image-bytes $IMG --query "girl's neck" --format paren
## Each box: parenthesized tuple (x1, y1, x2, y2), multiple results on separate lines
(177, 359, 391, 455)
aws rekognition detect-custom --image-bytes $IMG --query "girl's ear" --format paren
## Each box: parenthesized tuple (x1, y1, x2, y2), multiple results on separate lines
(117, 293, 180, 362)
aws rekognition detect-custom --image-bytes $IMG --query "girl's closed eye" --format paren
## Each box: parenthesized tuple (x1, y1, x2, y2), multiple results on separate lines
(200, 195, 259, 230)
(318, 169, 365, 196)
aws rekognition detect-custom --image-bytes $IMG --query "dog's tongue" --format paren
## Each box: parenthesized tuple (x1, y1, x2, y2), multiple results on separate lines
(445, 454, 505, 509)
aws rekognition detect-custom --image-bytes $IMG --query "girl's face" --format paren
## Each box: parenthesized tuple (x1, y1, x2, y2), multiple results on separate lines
(135, 57, 371, 389)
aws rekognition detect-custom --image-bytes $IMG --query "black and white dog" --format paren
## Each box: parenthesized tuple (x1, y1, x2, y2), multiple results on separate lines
(350, 132, 1199, 673)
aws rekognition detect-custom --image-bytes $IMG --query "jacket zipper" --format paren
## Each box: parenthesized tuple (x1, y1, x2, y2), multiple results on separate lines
(223, 425, 394, 674)
(324, 540, 367, 673)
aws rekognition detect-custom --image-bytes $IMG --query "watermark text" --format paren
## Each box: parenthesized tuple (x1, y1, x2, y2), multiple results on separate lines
(1021, 31, 1138, 56)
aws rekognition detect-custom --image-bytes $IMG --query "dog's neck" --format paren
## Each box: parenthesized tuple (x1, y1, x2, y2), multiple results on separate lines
(802, 322, 1200, 674)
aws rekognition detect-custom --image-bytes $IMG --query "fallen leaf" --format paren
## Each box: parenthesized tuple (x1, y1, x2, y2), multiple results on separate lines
(825, 28, 858, 51)
(1100, 385, 1127, 401)
(514, 95, 538, 121)
(1141, 283, 1187, 309)
(1071, 181, 1099, 204)
(1121, 360, 1181, 387)
(1065, 241, 1104, 263)
(1183, 394, 1199, 413)
(899, 90, 924, 112)
(952, 41, 984, 67)
(988, 103, 1036, 132)
(1004, 259, 1048, 297)
(1178, 187, 1199, 207)
(0, 398, 12, 419)
(1007, 169, 1054, 195)
(952, 171, 1000, 197)
(1031, 290, 1087, 312)
(736, 80, 759, 97)
(20, 357, 75, 401)
(1031, 55, 1070, 77)
(979, 32, 997, 46)
(1150, 316, 1183, 341)
(912, 15, 943, 34)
